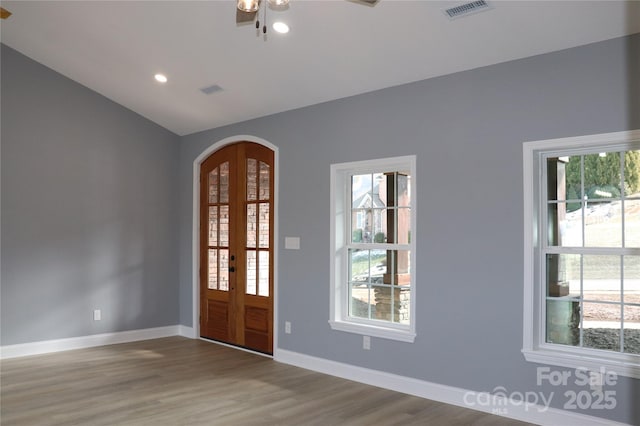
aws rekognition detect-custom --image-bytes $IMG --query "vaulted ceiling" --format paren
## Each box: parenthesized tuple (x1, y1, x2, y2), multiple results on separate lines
(2, 1, 639, 135)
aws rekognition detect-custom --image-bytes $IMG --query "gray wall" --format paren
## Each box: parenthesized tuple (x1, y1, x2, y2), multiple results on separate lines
(1, 45, 181, 344)
(178, 34, 640, 424)
(2, 32, 638, 424)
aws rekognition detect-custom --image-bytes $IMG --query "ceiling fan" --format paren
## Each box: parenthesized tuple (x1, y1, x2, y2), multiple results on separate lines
(236, 0, 380, 33)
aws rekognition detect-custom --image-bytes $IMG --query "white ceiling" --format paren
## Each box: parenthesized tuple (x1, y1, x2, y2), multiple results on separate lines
(1, 1, 639, 136)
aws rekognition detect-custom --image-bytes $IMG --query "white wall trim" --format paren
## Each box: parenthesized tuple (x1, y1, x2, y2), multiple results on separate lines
(191, 135, 279, 357)
(0, 326, 181, 359)
(522, 129, 640, 379)
(178, 325, 196, 339)
(275, 349, 630, 426)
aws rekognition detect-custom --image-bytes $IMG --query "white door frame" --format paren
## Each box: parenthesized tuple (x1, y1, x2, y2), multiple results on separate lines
(192, 135, 279, 356)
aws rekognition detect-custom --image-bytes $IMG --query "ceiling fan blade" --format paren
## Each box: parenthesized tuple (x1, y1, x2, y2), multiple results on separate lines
(347, 0, 380, 6)
(1, 7, 12, 19)
(236, 9, 258, 24)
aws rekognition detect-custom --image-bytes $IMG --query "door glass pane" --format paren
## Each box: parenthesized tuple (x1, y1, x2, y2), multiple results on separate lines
(219, 249, 229, 291)
(208, 249, 218, 289)
(258, 251, 269, 296)
(246, 251, 256, 295)
(220, 206, 229, 247)
(208, 167, 218, 203)
(220, 162, 229, 203)
(247, 159, 257, 201)
(625, 200, 640, 247)
(247, 204, 257, 248)
(208, 206, 218, 246)
(259, 161, 270, 200)
(583, 255, 621, 303)
(259, 203, 269, 248)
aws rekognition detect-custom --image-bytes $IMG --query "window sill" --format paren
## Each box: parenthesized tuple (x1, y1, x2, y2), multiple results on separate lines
(522, 347, 640, 379)
(329, 320, 416, 343)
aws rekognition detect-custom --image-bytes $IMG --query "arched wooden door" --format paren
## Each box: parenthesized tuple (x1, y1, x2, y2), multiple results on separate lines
(200, 142, 274, 354)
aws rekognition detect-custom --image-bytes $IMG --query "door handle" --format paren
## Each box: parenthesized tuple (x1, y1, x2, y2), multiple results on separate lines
(229, 266, 235, 273)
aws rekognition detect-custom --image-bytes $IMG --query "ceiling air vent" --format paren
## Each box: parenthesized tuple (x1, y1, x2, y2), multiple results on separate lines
(444, 0, 492, 20)
(200, 84, 223, 95)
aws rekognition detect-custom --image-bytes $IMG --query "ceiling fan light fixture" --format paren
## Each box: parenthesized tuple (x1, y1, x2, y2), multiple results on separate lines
(272, 21, 289, 33)
(237, 0, 260, 13)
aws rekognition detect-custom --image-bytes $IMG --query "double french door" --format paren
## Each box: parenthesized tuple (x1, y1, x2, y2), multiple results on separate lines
(200, 142, 274, 354)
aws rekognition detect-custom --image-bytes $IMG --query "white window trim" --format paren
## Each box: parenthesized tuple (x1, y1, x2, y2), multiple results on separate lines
(523, 129, 640, 378)
(329, 155, 417, 343)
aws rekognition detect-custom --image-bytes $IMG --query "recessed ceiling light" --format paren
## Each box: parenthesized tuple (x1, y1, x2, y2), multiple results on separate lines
(272, 22, 289, 34)
(154, 73, 168, 83)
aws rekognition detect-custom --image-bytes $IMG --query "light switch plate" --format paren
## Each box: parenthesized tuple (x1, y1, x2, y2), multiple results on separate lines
(285, 237, 300, 250)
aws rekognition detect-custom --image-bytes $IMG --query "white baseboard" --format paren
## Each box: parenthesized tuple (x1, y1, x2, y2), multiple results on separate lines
(178, 325, 196, 339)
(1, 325, 185, 359)
(275, 349, 629, 426)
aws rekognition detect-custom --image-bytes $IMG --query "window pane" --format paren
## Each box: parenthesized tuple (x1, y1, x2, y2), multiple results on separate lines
(247, 158, 257, 201)
(349, 249, 386, 283)
(246, 251, 256, 295)
(350, 249, 369, 283)
(373, 286, 392, 322)
(623, 149, 640, 198)
(583, 302, 621, 352)
(351, 209, 388, 244)
(397, 208, 411, 244)
(350, 284, 371, 319)
(352, 174, 373, 208)
(397, 174, 410, 207)
(623, 305, 640, 354)
(549, 203, 582, 247)
(546, 299, 580, 346)
(624, 255, 640, 303)
(625, 200, 640, 247)
(259, 161, 270, 200)
(371, 286, 410, 324)
(546, 254, 580, 297)
(583, 255, 621, 303)
(384, 250, 411, 286)
(584, 152, 622, 200)
(584, 201, 622, 247)
(564, 155, 582, 201)
(258, 251, 269, 297)
(208, 167, 218, 203)
(547, 157, 570, 201)
(246, 204, 256, 248)
(208, 206, 218, 247)
(220, 162, 229, 203)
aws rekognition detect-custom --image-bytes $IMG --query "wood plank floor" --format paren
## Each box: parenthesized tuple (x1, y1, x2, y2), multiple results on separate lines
(1, 337, 534, 425)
